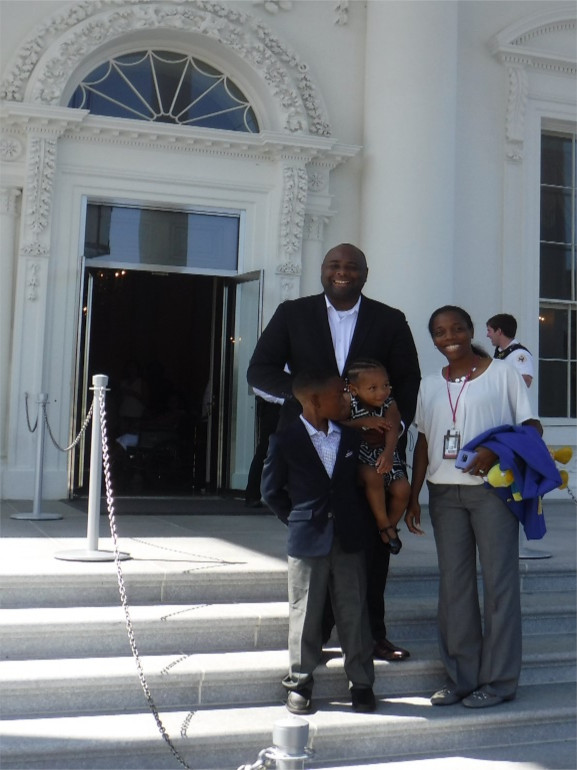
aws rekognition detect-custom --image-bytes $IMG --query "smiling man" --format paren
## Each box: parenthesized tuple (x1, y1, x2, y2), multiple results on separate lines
(247, 242, 421, 662)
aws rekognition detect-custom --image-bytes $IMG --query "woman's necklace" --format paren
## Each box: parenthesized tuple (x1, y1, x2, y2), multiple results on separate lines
(449, 368, 477, 383)
(446, 356, 480, 383)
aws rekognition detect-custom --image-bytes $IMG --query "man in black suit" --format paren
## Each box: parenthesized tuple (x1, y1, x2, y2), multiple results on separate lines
(248, 243, 421, 660)
(261, 370, 375, 713)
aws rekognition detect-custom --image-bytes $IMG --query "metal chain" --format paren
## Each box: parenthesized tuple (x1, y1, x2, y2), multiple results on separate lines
(237, 749, 275, 770)
(98, 387, 191, 770)
(563, 484, 577, 506)
(24, 393, 39, 433)
(44, 399, 94, 453)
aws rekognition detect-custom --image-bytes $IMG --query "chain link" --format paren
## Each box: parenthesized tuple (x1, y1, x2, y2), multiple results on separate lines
(563, 484, 577, 506)
(98, 387, 191, 770)
(24, 393, 39, 433)
(44, 399, 94, 453)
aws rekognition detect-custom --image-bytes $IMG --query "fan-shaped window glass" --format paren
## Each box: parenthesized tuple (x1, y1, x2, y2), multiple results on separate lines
(68, 51, 259, 132)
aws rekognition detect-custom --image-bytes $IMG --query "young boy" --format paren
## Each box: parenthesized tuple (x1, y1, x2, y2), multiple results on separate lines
(261, 370, 376, 714)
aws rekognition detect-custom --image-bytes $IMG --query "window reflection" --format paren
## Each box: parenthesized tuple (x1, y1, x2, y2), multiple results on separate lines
(69, 50, 259, 133)
(84, 204, 240, 272)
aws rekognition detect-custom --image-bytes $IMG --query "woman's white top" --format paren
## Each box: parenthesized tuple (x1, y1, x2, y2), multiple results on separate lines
(414, 360, 536, 486)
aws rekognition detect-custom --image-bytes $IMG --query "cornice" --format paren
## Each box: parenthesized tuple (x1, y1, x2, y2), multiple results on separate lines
(491, 11, 576, 160)
(496, 47, 577, 77)
(490, 12, 576, 76)
(0, 105, 359, 165)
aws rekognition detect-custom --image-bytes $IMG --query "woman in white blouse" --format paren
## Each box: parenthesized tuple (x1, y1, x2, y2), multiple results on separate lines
(405, 306, 542, 710)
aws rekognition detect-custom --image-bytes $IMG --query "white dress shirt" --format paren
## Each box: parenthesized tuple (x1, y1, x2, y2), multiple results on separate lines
(325, 295, 361, 375)
(299, 415, 341, 478)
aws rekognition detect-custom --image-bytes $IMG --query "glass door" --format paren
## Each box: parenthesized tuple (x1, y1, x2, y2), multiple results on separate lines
(215, 271, 263, 490)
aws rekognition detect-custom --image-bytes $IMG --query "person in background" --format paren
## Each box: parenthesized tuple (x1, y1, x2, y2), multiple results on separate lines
(261, 370, 376, 715)
(486, 313, 534, 387)
(244, 388, 283, 507)
(248, 243, 421, 661)
(406, 306, 542, 709)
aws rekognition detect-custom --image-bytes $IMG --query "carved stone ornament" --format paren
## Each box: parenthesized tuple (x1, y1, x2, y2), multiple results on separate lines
(276, 261, 301, 275)
(25, 261, 42, 301)
(253, 0, 293, 14)
(21, 242, 50, 258)
(280, 165, 308, 261)
(0, 188, 21, 216)
(280, 274, 299, 302)
(25, 136, 57, 235)
(303, 213, 329, 242)
(334, 1, 349, 26)
(0, 0, 332, 137)
(307, 168, 328, 192)
(0, 135, 24, 161)
(491, 11, 576, 158)
(505, 65, 528, 145)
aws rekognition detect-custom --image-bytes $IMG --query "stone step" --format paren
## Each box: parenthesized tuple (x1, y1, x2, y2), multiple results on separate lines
(1, 561, 574, 608)
(0, 682, 574, 770)
(1, 635, 574, 720)
(1, 592, 574, 660)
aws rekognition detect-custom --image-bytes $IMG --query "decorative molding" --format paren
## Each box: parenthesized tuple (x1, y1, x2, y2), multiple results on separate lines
(490, 13, 576, 77)
(307, 168, 328, 192)
(0, 135, 24, 162)
(334, 1, 349, 27)
(279, 274, 299, 302)
(279, 165, 307, 265)
(0, 0, 331, 137)
(25, 261, 42, 301)
(505, 65, 528, 145)
(253, 0, 293, 14)
(510, 19, 576, 47)
(276, 261, 301, 276)
(25, 136, 57, 235)
(21, 242, 49, 258)
(303, 213, 329, 242)
(491, 12, 576, 160)
(506, 145, 523, 164)
(496, 50, 577, 78)
(0, 188, 22, 216)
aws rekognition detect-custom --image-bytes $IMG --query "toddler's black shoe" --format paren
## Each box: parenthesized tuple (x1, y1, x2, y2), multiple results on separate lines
(386, 532, 402, 555)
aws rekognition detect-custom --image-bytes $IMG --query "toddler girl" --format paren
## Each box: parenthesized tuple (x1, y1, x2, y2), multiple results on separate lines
(344, 359, 411, 554)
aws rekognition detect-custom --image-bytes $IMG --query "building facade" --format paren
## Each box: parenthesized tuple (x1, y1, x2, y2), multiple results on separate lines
(1, 0, 575, 500)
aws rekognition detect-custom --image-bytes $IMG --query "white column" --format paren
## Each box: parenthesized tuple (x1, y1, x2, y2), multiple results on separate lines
(5, 131, 59, 497)
(360, 0, 459, 370)
(0, 187, 21, 464)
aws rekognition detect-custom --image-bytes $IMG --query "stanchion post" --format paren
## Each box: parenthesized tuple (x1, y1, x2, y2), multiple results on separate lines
(86, 374, 107, 552)
(55, 374, 130, 562)
(11, 393, 62, 521)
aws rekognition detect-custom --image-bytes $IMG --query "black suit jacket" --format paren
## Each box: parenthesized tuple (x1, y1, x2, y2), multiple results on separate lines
(261, 419, 371, 557)
(247, 293, 421, 429)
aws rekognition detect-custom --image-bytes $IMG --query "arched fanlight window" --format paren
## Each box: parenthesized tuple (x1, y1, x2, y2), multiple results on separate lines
(68, 50, 259, 133)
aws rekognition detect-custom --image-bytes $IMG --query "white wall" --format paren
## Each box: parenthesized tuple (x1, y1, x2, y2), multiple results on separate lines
(1, 0, 575, 498)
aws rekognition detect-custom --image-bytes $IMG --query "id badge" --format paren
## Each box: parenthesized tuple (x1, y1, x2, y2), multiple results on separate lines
(443, 429, 461, 459)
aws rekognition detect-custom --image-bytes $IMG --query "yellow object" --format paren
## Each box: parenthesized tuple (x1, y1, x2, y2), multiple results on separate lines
(487, 464, 514, 488)
(550, 447, 573, 465)
(559, 470, 569, 490)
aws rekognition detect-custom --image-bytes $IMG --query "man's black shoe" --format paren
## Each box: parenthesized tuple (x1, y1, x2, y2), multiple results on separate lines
(351, 686, 376, 713)
(286, 690, 312, 714)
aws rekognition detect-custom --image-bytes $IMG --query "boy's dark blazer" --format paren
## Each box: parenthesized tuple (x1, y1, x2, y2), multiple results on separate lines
(247, 293, 421, 430)
(261, 419, 371, 558)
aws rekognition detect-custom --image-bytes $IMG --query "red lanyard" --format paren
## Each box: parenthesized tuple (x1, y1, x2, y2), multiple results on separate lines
(445, 367, 473, 427)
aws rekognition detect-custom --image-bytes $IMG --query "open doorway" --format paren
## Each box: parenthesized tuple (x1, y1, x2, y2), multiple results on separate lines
(73, 269, 221, 496)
